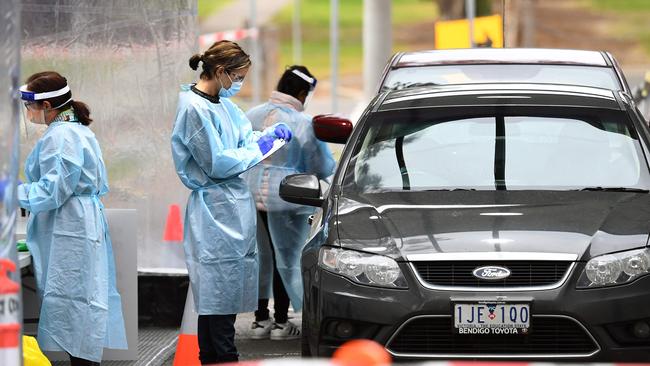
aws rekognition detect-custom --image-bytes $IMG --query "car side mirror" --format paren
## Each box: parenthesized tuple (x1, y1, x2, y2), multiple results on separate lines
(313, 114, 353, 144)
(279, 174, 324, 207)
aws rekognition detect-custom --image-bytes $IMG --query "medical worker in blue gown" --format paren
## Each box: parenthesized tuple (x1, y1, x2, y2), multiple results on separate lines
(18, 71, 127, 366)
(171, 40, 292, 364)
(245, 66, 336, 340)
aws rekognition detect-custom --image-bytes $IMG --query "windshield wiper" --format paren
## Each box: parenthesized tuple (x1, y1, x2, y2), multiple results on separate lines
(576, 187, 649, 193)
(393, 82, 440, 90)
(424, 188, 477, 192)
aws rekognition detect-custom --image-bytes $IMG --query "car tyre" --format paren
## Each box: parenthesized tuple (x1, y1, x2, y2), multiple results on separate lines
(301, 318, 312, 357)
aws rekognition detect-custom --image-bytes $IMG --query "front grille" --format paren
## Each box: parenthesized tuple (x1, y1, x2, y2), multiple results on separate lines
(412, 261, 572, 288)
(387, 316, 599, 357)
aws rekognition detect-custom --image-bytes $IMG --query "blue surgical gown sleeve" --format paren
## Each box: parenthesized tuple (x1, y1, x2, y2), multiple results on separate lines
(180, 104, 262, 179)
(18, 130, 83, 214)
(99, 164, 110, 197)
(234, 103, 263, 145)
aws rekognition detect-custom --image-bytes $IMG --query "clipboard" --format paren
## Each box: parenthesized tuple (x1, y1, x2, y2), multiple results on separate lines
(240, 138, 287, 174)
(218, 138, 289, 180)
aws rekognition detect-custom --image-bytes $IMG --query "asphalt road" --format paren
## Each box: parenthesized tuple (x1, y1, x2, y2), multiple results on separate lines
(162, 305, 302, 364)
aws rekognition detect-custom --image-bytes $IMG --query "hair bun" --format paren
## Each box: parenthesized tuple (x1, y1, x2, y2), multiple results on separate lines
(189, 54, 202, 71)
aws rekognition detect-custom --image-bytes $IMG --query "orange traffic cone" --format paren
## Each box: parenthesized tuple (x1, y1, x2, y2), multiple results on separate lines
(173, 286, 200, 366)
(332, 339, 391, 366)
(163, 204, 183, 242)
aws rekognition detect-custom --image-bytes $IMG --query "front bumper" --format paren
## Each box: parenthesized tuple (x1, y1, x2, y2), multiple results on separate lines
(307, 262, 650, 361)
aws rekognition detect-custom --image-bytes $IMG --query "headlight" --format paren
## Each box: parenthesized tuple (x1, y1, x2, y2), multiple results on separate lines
(319, 247, 408, 288)
(577, 248, 650, 288)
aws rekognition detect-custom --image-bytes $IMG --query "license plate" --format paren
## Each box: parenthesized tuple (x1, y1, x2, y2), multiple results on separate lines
(454, 302, 530, 335)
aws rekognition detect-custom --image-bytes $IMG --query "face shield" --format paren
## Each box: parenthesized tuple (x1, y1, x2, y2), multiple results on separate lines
(291, 69, 317, 109)
(19, 84, 71, 125)
(22, 102, 46, 125)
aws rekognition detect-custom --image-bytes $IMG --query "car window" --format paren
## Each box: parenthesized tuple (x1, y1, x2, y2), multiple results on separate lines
(352, 117, 496, 190)
(504, 117, 640, 188)
(382, 65, 621, 91)
(344, 109, 650, 192)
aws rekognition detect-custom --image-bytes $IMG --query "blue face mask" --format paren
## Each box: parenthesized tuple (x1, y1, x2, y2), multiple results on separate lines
(219, 72, 243, 98)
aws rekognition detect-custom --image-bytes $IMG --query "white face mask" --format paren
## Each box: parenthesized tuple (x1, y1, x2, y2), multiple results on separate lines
(23, 104, 46, 125)
(30, 110, 47, 125)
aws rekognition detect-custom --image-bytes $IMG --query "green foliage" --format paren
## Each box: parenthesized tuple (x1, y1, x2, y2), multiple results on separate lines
(588, 0, 650, 56)
(197, 0, 232, 19)
(590, 0, 650, 12)
(274, 0, 439, 76)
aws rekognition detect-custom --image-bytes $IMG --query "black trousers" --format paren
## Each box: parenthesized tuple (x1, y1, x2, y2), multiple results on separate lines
(69, 354, 100, 366)
(197, 314, 238, 364)
(254, 211, 291, 324)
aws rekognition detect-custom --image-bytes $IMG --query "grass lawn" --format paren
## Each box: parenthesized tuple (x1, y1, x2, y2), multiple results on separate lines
(587, 0, 650, 55)
(589, 0, 650, 12)
(198, 0, 233, 20)
(272, 0, 439, 77)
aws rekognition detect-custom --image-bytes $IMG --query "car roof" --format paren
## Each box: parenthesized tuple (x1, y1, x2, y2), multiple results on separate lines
(377, 83, 622, 112)
(394, 48, 610, 68)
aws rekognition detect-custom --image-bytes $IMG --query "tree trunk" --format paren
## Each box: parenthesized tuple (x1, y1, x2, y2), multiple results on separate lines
(436, 0, 465, 20)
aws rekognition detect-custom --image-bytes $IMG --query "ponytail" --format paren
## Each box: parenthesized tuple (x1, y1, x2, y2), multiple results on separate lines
(189, 53, 202, 71)
(71, 100, 93, 126)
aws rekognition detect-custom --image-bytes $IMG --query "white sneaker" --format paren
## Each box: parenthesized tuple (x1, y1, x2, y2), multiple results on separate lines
(251, 319, 273, 339)
(270, 321, 301, 340)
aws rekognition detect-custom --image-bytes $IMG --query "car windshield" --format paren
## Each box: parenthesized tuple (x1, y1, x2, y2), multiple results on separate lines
(382, 65, 621, 91)
(343, 108, 650, 192)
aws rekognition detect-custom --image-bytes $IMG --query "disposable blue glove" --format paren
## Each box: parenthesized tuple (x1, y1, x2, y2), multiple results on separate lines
(273, 123, 293, 142)
(257, 135, 276, 155)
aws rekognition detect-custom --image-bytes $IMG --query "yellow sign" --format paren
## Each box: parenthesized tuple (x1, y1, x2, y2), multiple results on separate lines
(435, 14, 503, 49)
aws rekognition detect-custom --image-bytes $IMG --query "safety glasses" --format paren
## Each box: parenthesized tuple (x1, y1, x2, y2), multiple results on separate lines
(228, 72, 245, 83)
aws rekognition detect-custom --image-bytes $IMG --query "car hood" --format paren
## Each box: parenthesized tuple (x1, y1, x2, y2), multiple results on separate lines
(335, 190, 650, 261)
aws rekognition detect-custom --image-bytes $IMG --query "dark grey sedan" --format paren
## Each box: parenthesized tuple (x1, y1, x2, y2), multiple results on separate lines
(281, 83, 650, 361)
(378, 48, 633, 95)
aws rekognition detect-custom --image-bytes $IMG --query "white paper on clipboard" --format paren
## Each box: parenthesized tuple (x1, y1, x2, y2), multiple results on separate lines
(261, 138, 286, 160)
(227, 139, 288, 179)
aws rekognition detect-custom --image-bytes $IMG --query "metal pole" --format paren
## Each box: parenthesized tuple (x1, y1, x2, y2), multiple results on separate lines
(522, 0, 535, 47)
(466, 0, 475, 48)
(502, 0, 506, 47)
(330, 0, 339, 113)
(363, 0, 392, 100)
(250, 0, 261, 104)
(292, 0, 302, 64)
(0, 0, 23, 362)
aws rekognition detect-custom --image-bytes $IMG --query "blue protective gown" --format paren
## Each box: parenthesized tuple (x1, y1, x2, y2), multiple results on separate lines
(171, 84, 264, 315)
(243, 91, 336, 309)
(18, 119, 127, 362)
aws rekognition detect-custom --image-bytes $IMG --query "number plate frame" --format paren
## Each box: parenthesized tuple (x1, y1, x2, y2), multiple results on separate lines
(453, 301, 531, 335)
